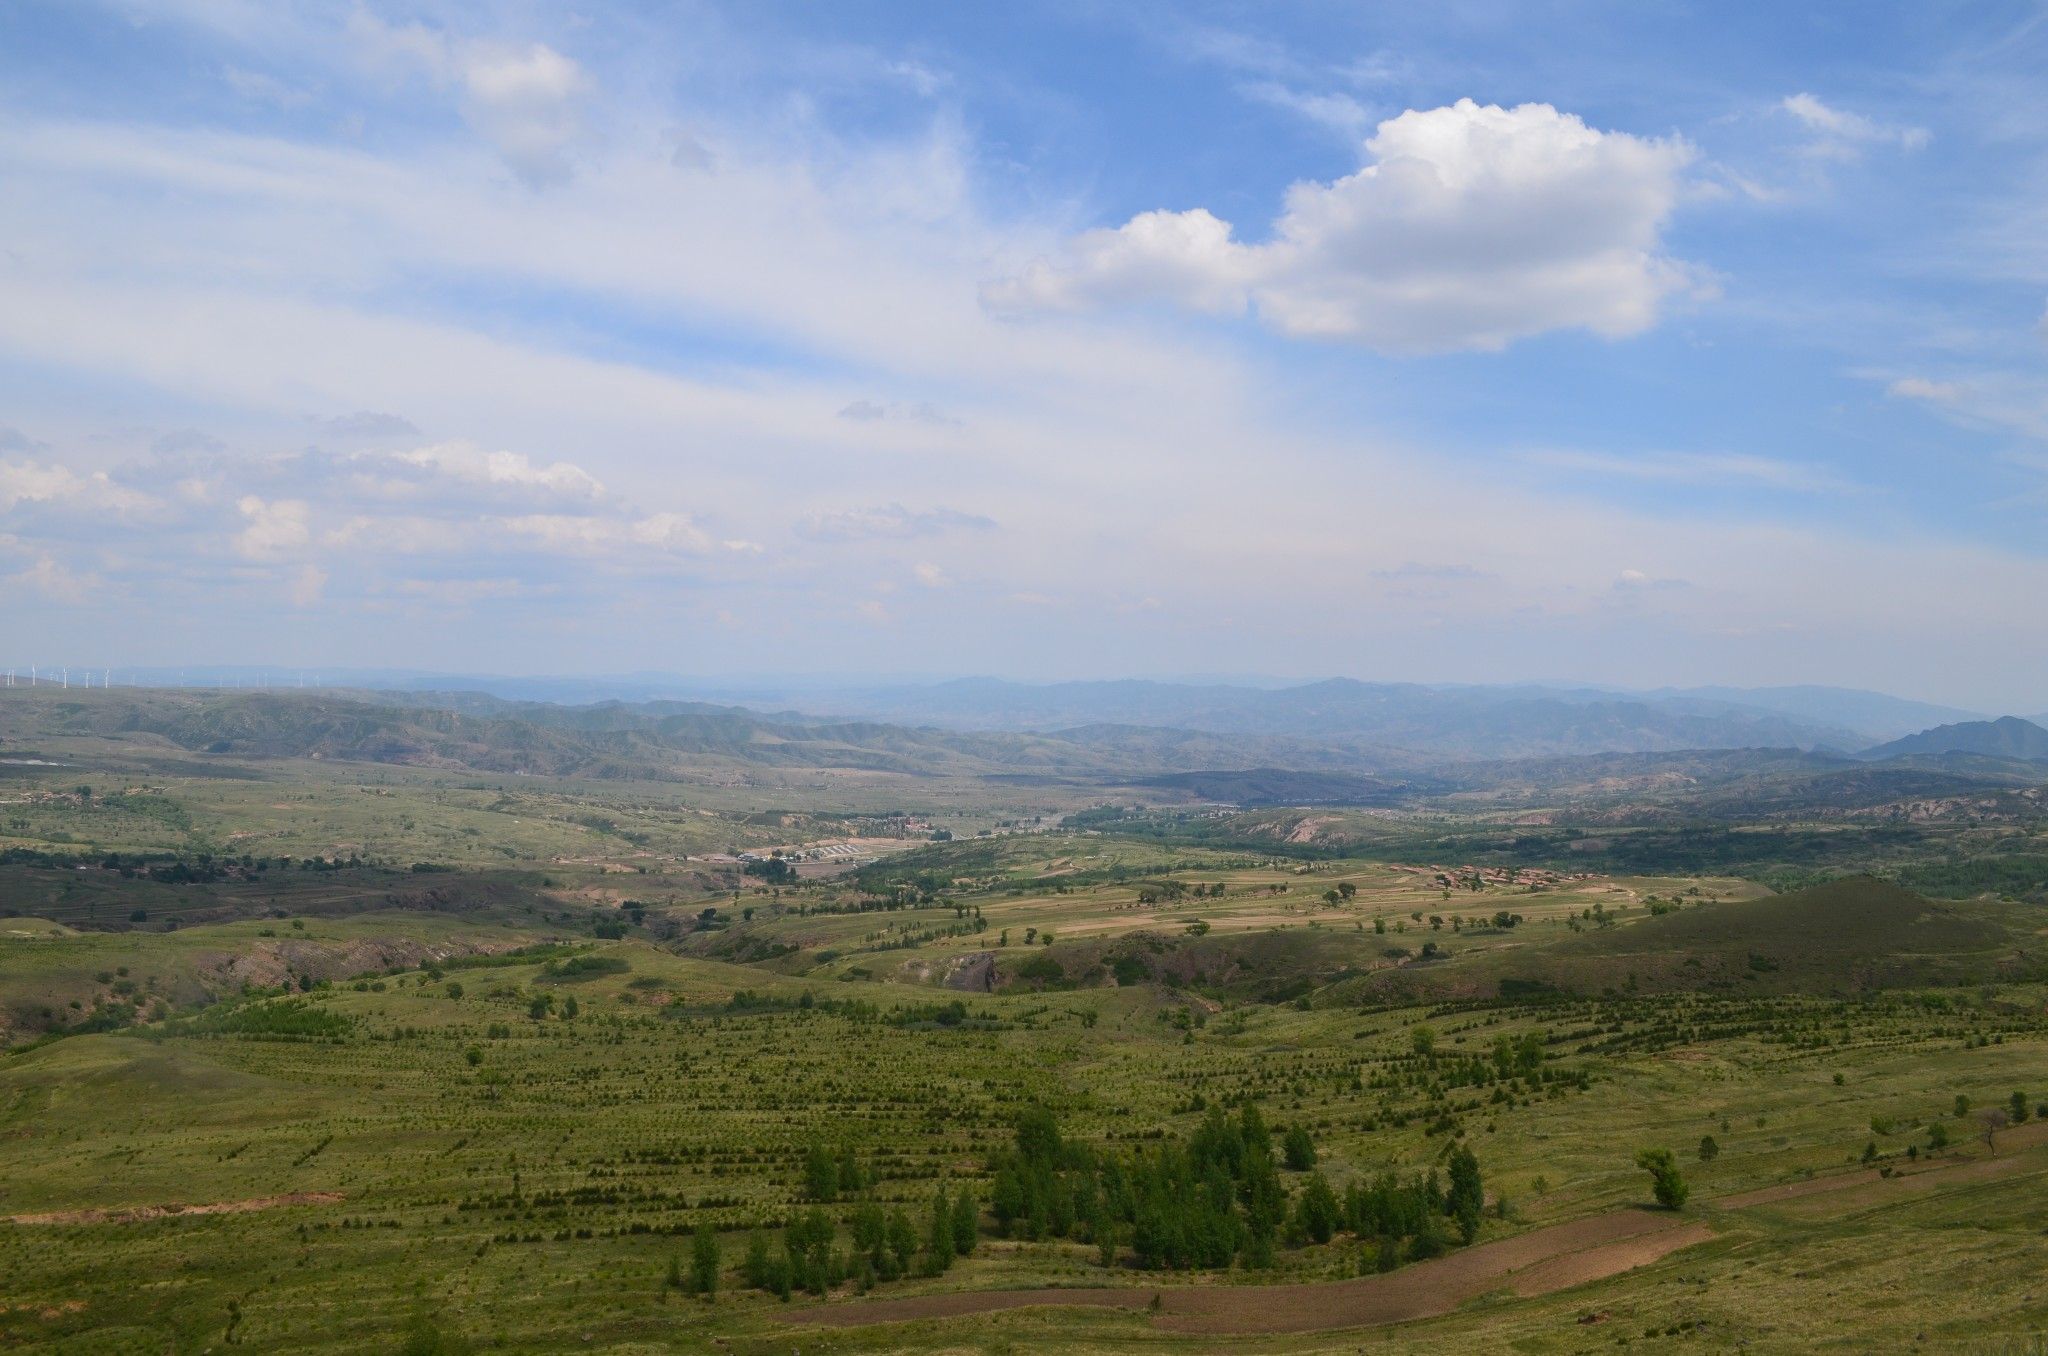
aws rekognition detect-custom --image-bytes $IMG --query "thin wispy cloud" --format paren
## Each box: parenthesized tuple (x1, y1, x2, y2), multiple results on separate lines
(1522, 450, 1853, 494)
(0, 2, 2046, 707)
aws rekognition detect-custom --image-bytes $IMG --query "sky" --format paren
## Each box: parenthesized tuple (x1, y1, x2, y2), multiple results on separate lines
(3, 1, 2047, 709)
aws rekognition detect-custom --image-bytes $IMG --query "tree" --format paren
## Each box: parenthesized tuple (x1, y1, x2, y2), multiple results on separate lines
(1095, 1218, 1122, 1268)
(851, 1200, 887, 1268)
(1282, 1125, 1317, 1171)
(742, 1230, 773, 1289)
(886, 1207, 919, 1276)
(1410, 1024, 1437, 1057)
(1697, 1135, 1719, 1162)
(690, 1225, 719, 1297)
(836, 1145, 864, 1195)
(2012, 1091, 2032, 1126)
(1406, 1207, 1448, 1261)
(926, 1187, 956, 1274)
(1979, 1107, 2010, 1150)
(1926, 1121, 1950, 1151)
(950, 1188, 979, 1257)
(1635, 1148, 1689, 1210)
(1445, 1146, 1484, 1244)
(804, 1143, 838, 1202)
(1291, 1172, 1340, 1244)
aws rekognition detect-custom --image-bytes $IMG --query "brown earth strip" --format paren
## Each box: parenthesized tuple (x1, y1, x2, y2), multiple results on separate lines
(1716, 1119, 2048, 1210)
(792, 1208, 1700, 1335)
(5, 1191, 344, 1225)
(1504, 1223, 1716, 1298)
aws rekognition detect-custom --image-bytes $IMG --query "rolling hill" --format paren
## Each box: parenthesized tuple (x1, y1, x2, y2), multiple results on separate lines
(1860, 716, 2048, 763)
(0, 690, 1386, 782)
(1338, 877, 2029, 1003)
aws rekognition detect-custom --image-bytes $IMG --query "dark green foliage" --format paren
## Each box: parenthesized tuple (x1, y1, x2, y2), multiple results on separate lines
(850, 1200, 888, 1274)
(783, 1206, 836, 1295)
(803, 1143, 838, 1202)
(183, 997, 353, 1040)
(885, 1207, 918, 1276)
(742, 854, 795, 883)
(1282, 1123, 1316, 1170)
(1013, 953, 1065, 984)
(925, 1186, 956, 1275)
(950, 1188, 979, 1257)
(1635, 1147, 1689, 1209)
(690, 1225, 720, 1297)
(537, 954, 628, 981)
(1291, 1172, 1340, 1244)
(982, 1103, 1477, 1275)
(1445, 1145, 1484, 1244)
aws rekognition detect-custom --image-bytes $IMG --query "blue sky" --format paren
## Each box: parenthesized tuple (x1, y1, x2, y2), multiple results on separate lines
(2, 1, 2046, 708)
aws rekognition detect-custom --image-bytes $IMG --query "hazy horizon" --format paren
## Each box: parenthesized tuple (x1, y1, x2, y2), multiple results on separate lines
(0, 664, 2025, 710)
(7, 3, 2048, 710)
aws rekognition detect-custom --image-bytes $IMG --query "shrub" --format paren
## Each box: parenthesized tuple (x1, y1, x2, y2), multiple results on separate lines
(1635, 1148, 1689, 1210)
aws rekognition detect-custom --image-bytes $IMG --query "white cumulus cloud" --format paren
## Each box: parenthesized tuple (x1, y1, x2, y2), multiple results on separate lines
(233, 495, 311, 557)
(392, 440, 604, 499)
(0, 460, 156, 515)
(988, 99, 1698, 354)
(497, 511, 750, 557)
(345, 13, 587, 185)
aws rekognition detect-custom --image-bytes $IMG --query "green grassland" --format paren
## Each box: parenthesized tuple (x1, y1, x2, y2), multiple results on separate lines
(2, 930, 2044, 1352)
(3, 695, 2047, 1352)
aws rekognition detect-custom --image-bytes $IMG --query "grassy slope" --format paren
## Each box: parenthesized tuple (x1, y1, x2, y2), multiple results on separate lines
(3, 723, 2046, 1356)
(0, 942, 2041, 1351)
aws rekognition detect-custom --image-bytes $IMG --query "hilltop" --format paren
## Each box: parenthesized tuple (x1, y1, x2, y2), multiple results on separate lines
(1862, 715, 2048, 763)
(1337, 877, 2029, 1004)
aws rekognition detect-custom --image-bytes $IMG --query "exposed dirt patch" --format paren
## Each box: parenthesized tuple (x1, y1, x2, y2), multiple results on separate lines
(191, 933, 524, 992)
(6, 1191, 344, 1225)
(940, 951, 996, 992)
(1505, 1223, 1715, 1296)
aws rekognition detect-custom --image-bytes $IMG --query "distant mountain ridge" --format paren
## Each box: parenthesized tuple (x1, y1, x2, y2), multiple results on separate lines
(89, 671, 2009, 762)
(1860, 716, 2048, 763)
(764, 676, 1876, 759)
(0, 690, 1383, 781)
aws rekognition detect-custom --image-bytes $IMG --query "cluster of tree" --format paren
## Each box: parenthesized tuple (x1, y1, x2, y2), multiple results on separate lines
(171, 996, 354, 1040)
(1286, 1147, 1486, 1263)
(801, 1142, 869, 1201)
(536, 954, 629, 981)
(984, 1104, 1487, 1272)
(742, 853, 796, 883)
(739, 1186, 977, 1297)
